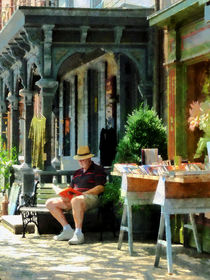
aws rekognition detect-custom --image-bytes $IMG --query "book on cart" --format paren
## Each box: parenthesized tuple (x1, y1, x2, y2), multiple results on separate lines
(113, 163, 171, 176)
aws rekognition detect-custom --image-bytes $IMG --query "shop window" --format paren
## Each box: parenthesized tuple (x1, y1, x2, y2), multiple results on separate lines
(187, 61, 210, 162)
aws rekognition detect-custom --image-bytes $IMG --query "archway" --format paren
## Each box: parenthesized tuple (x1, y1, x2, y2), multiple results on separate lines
(56, 49, 141, 167)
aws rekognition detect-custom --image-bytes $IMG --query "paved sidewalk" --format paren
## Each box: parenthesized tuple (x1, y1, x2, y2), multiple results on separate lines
(0, 225, 210, 280)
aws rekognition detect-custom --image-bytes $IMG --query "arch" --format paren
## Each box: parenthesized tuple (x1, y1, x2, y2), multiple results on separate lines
(55, 47, 144, 168)
(56, 48, 106, 80)
(54, 47, 144, 83)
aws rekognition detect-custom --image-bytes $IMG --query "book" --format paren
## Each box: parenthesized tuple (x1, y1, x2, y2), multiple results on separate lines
(114, 163, 138, 174)
(52, 184, 82, 200)
(59, 187, 82, 200)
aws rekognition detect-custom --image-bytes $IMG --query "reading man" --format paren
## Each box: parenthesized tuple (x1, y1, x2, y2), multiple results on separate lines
(46, 146, 106, 244)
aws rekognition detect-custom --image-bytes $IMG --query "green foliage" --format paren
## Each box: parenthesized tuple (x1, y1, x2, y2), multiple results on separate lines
(115, 105, 167, 164)
(101, 105, 167, 211)
(101, 176, 122, 207)
(0, 137, 17, 192)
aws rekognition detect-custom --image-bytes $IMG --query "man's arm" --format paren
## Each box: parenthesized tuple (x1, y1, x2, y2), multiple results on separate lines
(83, 185, 104, 196)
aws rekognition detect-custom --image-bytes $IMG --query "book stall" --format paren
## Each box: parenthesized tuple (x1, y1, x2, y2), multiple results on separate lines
(113, 149, 210, 274)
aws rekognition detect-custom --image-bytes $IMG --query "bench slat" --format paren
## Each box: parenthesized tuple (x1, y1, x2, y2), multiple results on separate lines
(38, 183, 68, 189)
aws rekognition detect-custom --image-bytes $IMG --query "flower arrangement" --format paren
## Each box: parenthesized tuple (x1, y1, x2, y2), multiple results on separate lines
(188, 75, 210, 159)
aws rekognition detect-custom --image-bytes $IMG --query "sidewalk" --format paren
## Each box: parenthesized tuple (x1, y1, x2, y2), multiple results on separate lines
(0, 224, 210, 280)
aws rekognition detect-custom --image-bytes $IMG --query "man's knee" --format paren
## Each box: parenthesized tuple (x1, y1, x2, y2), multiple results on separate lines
(71, 196, 85, 209)
(45, 198, 55, 210)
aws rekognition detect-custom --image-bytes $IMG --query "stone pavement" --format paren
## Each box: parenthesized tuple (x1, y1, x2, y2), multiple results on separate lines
(0, 224, 210, 280)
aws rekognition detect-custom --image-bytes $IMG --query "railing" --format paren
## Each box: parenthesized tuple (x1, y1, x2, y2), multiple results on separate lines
(158, 0, 183, 10)
(0, 0, 155, 31)
(0, 0, 105, 30)
(0, 1, 59, 30)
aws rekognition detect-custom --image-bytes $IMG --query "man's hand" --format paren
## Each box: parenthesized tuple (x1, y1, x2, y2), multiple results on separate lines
(52, 184, 62, 195)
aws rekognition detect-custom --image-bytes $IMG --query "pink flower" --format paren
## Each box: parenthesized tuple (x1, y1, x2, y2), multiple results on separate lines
(188, 101, 202, 131)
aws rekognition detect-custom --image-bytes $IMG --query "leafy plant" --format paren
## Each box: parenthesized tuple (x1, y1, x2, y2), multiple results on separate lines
(115, 104, 167, 164)
(0, 137, 17, 193)
(101, 105, 167, 211)
(101, 176, 122, 209)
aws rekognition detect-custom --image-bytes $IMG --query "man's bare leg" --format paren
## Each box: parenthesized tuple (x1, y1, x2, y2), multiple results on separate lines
(46, 197, 71, 226)
(71, 196, 86, 229)
(68, 196, 86, 244)
(46, 197, 74, 241)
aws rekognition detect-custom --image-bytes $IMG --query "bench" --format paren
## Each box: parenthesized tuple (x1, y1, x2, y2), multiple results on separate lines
(19, 170, 117, 240)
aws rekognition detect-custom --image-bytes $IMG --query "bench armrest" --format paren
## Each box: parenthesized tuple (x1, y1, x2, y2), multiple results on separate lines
(18, 181, 39, 210)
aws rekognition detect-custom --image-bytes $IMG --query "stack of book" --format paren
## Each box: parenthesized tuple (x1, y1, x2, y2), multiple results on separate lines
(113, 163, 171, 176)
(113, 162, 208, 176)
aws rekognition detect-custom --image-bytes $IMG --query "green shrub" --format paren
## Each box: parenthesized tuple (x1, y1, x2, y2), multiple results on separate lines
(101, 105, 167, 210)
(115, 105, 167, 164)
(0, 137, 17, 193)
(101, 176, 121, 204)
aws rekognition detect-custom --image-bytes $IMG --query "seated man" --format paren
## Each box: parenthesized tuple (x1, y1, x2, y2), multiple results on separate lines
(46, 145, 106, 245)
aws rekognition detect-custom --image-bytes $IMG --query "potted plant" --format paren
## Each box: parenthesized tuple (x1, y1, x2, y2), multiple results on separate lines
(0, 137, 17, 215)
(101, 105, 167, 238)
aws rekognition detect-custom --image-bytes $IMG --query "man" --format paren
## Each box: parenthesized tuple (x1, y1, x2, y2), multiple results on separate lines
(46, 145, 106, 245)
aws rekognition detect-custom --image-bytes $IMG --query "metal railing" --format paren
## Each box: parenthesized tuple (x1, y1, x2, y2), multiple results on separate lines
(158, 0, 183, 10)
(0, 0, 155, 30)
(0, 0, 105, 30)
(0, 1, 56, 30)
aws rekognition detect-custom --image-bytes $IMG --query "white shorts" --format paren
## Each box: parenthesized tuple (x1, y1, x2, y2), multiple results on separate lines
(82, 194, 99, 210)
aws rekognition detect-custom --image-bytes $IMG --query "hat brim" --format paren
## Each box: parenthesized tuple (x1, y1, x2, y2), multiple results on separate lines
(73, 153, 94, 160)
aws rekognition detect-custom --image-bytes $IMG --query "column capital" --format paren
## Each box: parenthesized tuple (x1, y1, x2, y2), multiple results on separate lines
(7, 93, 19, 110)
(36, 78, 58, 96)
(19, 88, 34, 106)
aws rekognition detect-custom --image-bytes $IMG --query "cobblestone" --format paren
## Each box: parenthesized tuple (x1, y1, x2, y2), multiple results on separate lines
(0, 225, 210, 280)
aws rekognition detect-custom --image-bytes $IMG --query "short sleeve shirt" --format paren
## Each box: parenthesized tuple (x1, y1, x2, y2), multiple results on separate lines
(70, 161, 107, 193)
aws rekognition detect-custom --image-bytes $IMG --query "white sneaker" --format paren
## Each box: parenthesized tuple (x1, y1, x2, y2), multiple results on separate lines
(68, 232, 84, 245)
(53, 229, 74, 241)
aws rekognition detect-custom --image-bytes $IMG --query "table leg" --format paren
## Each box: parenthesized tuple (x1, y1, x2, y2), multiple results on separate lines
(165, 213, 173, 274)
(127, 204, 133, 256)
(154, 213, 165, 267)
(189, 213, 202, 253)
(118, 204, 127, 250)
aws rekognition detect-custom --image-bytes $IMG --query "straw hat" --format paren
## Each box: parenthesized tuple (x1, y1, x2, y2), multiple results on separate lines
(73, 145, 94, 160)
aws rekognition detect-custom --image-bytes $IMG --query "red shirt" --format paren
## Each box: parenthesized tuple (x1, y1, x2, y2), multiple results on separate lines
(70, 162, 106, 193)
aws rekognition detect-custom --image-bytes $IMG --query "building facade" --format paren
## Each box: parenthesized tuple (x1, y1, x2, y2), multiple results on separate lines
(0, 5, 154, 192)
(149, 0, 210, 252)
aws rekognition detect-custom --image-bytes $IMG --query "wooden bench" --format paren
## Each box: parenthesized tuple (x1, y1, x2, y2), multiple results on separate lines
(19, 181, 67, 237)
(19, 170, 117, 240)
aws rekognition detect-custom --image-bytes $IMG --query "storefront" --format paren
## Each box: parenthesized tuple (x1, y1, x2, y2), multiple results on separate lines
(148, 0, 210, 252)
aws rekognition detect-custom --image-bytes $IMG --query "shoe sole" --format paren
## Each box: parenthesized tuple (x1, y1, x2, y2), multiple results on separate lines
(68, 238, 84, 245)
(54, 232, 74, 241)
(68, 241, 84, 245)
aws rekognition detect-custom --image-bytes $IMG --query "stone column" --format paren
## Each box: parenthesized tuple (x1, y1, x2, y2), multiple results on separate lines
(19, 89, 34, 168)
(69, 76, 76, 157)
(82, 71, 88, 145)
(36, 78, 58, 170)
(97, 61, 106, 144)
(58, 82, 64, 157)
(7, 93, 19, 154)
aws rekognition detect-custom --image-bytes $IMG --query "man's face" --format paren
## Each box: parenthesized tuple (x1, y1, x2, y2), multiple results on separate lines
(78, 158, 91, 170)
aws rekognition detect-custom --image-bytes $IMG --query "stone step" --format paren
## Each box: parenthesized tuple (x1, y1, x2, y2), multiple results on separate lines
(0, 215, 35, 235)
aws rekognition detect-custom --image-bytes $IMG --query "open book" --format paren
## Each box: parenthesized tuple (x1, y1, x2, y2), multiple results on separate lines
(52, 185, 82, 200)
